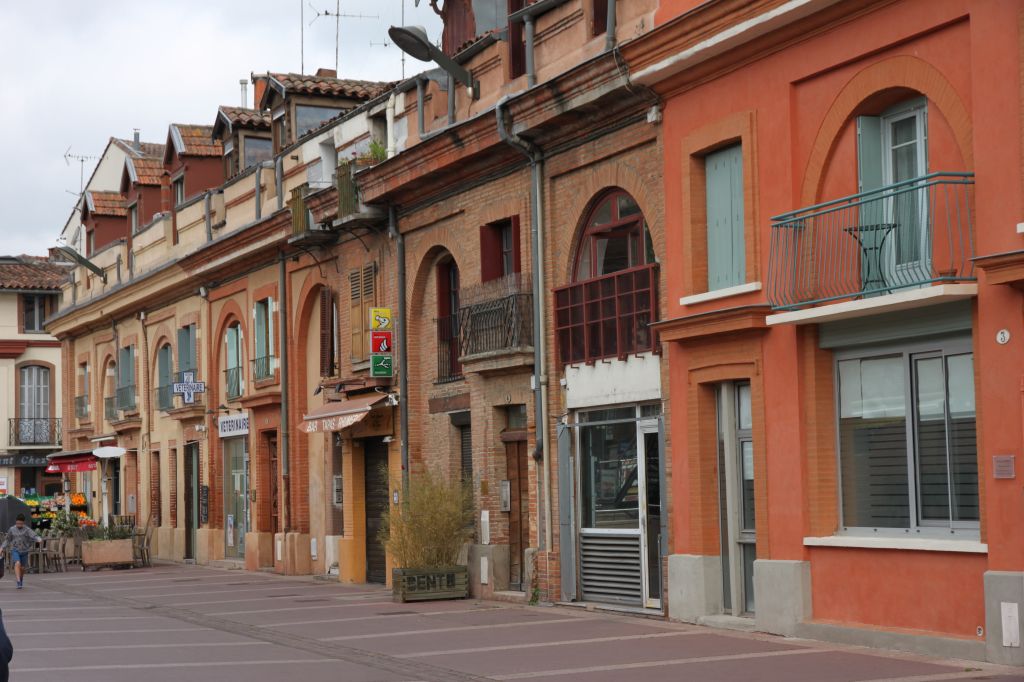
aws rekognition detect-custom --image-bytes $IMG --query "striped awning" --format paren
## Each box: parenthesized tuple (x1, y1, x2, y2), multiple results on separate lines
(301, 394, 388, 433)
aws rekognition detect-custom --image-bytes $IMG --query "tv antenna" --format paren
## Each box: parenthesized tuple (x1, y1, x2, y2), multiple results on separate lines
(63, 146, 98, 195)
(309, 1, 379, 73)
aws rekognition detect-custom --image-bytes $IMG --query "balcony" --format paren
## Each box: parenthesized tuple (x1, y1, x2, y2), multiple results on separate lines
(288, 184, 334, 247)
(153, 385, 173, 411)
(224, 366, 243, 400)
(252, 356, 275, 382)
(8, 418, 61, 446)
(553, 264, 659, 365)
(436, 315, 462, 384)
(116, 384, 137, 412)
(74, 395, 89, 420)
(104, 396, 116, 422)
(457, 275, 534, 360)
(335, 161, 384, 228)
(767, 173, 975, 311)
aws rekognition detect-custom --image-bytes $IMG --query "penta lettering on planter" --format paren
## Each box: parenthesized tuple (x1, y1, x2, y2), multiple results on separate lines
(392, 566, 469, 602)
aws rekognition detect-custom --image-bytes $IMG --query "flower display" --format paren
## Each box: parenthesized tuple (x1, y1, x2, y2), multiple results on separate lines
(70, 493, 87, 507)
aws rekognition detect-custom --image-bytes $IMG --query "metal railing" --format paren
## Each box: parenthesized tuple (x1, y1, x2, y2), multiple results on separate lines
(154, 385, 173, 411)
(104, 396, 117, 422)
(115, 384, 137, 412)
(436, 314, 462, 383)
(252, 356, 274, 381)
(8, 418, 61, 446)
(74, 395, 89, 419)
(224, 366, 243, 399)
(767, 172, 975, 310)
(553, 263, 658, 365)
(458, 292, 533, 357)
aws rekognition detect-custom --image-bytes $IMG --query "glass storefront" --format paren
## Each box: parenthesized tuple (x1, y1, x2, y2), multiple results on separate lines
(223, 437, 248, 558)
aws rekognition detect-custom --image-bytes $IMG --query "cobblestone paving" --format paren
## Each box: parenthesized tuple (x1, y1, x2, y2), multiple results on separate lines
(2, 564, 1021, 682)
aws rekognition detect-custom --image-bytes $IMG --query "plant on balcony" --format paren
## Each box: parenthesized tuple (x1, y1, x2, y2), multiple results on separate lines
(381, 467, 473, 602)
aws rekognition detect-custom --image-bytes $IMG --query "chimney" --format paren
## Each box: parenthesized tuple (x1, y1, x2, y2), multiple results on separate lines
(251, 74, 268, 110)
(239, 79, 248, 108)
(160, 171, 171, 213)
(316, 67, 337, 78)
(132, 128, 141, 151)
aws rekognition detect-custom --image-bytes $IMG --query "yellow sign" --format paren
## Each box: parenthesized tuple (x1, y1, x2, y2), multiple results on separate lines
(370, 307, 393, 330)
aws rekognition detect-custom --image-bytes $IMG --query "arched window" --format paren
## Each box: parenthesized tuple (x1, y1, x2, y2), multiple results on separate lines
(573, 190, 654, 281)
(225, 322, 243, 399)
(436, 257, 461, 382)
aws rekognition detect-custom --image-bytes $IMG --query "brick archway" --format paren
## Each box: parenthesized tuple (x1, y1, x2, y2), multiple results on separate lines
(801, 54, 973, 206)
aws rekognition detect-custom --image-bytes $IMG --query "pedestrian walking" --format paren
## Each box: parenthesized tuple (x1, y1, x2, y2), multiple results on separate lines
(0, 513, 41, 589)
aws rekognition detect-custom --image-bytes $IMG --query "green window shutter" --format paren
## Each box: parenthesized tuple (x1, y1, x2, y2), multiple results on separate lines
(189, 325, 197, 372)
(268, 298, 275, 358)
(177, 328, 189, 373)
(856, 116, 884, 291)
(254, 303, 267, 361)
(158, 346, 172, 387)
(226, 326, 239, 370)
(705, 144, 745, 291)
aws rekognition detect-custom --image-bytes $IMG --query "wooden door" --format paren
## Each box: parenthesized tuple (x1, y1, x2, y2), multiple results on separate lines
(267, 435, 279, 534)
(364, 440, 389, 584)
(506, 439, 529, 590)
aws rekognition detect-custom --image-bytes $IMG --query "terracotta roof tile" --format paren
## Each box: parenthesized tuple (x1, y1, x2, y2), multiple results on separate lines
(124, 143, 165, 187)
(217, 106, 271, 131)
(86, 191, 127, 217)
(0, 256, 67, 291)
(268, 73, 395, 101)
(171, 124, 222, 157)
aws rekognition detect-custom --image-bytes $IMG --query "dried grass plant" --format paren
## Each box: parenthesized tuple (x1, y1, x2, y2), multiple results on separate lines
(380, 467, 474, 569)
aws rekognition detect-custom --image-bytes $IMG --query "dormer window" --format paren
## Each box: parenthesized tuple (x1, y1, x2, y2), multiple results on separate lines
(173, 177, 185, 206)
(243, 137, 272, 169)
(295, 104, 346, 138)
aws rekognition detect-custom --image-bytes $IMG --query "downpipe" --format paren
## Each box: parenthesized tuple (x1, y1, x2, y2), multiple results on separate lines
(389, 205, 410, 498)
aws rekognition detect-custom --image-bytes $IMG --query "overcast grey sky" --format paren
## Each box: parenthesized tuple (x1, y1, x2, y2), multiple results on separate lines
(0, 0, 443, 257)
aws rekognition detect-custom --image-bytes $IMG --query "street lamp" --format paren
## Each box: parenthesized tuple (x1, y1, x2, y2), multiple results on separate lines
(388, 26, 480, 99)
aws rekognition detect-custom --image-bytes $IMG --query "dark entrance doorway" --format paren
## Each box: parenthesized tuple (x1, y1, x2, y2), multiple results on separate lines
(184, 443, 199, 561)
(364, 439, 388, 584)
(505, 437, 529, 590)
(266, 434, 280, 534)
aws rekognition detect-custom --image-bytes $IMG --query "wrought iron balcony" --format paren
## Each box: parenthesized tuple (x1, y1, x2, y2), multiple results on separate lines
(457, 276, 533, 358)
(104, 396, 117, 422)
(224, 366, 243, 400)
(767, 172, 975, 310)
(74, 395, 89, 420)
(116, 384, 137, 412)
(8, 418, 61, 446)
(153, 385, 173, 411)
(436, 314, 462, 383)
(252, 355, 275, 382)
(553, 263, 658, 365)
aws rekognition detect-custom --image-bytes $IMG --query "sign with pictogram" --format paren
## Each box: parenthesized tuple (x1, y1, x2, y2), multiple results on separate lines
(371, 354, 393, 378)
(371, 331, 392, 354)
(171, 371, 206, 405)
(370, 307, 393, 330)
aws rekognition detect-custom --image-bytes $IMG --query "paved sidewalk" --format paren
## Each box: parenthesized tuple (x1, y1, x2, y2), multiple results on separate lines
(1, 563, 1021, 681)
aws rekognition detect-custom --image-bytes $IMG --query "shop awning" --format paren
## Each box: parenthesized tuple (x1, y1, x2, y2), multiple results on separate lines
(45, 450, 98, 474)
(301, 394, 389, 433)
(93, 446, 126, 459)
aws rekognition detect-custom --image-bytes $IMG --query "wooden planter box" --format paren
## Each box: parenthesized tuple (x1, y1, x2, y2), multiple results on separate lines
(82, 539, 133, 569)
(393, 566, 468, 603)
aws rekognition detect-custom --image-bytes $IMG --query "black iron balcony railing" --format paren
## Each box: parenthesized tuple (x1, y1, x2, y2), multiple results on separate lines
(74, 395, 89, 420)
(252, 356, 274, 382)
(224, 366, 243, 399)
(116, 384, 137, 412)
(458, 292, 533, 358)
(436, 314, 462, 383)
(553, 263, 658, 365)
(767, 172, 975, 310)
(8, 418, 61, 446)
(154, 385, 173, 411)
(104, 396, 117, 422)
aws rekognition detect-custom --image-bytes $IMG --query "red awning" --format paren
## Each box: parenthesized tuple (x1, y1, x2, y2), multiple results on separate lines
(301, 394, 388, 433)
(45, 453, 98, 474)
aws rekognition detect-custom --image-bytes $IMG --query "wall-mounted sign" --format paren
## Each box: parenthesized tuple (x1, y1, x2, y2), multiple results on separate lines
(0, 454, 51, 468)
(370, 307, 393, 330)
(371, 331, 392, 354)
(200, 485, 209, 524)
(997, 329, 1011, 345)
(371, 354, 393, 378)
(218, 412, 250, 438)
(994, 455, 1016, 479)
(172, 371, 207, 405)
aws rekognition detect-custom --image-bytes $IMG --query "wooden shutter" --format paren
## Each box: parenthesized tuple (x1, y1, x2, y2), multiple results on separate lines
(460, 425, 473, 482)
(177, 327, 189, 373)
(319, 287, 333, 376)
(856, 117, 885, 290)
(361, 264, 375, 354)
(158, 346, 172, 388)
(705, 144, 744, 291)
(254, 302, 268, 361)
(349, 264, 375, 361)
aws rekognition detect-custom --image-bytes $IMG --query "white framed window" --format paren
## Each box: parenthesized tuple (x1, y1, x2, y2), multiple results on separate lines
(173, 177, 185, 206)
(128, 203, 139, 234)
(881, 99, 928, 272)
(22, 294, 47, 332)
(835, 336, 977, 536)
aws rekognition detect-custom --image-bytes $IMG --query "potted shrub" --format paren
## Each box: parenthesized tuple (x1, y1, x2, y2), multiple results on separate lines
(81, 522, 134, 569)
(382, 468, 473, 602)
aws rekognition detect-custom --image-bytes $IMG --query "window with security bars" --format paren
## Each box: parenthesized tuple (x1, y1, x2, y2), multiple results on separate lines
(319, 287, 337, 377)
(349, 263, 376, 362)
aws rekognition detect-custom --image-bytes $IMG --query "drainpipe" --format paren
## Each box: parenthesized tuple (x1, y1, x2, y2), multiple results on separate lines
(495, 96, 551, 552)
(204, 192, 213, 242)
(278, 255, 291, 532)
(275, 157, 285, 211)
(447, 74, 456, 126)
(416, 78, 426, 137)
(386, 93, 397, 158)
(255, 167, 263, 221)
(139, 310, 152, 524)
(389, 205, 409, 499)
(525, 16, 537, 87)
(605, 0, 617, 51)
